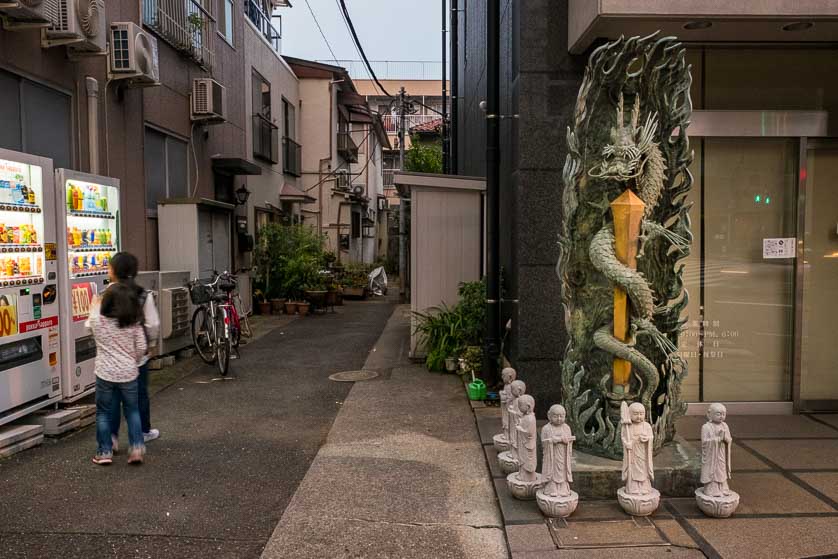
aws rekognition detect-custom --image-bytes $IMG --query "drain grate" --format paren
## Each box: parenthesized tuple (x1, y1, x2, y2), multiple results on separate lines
(329, 370, 379, 382)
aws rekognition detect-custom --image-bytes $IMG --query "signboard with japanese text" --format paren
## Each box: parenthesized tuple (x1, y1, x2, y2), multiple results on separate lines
(0, 294, 17, 338)
(72, 283, 95, 322)
(763, 238, 796, 259)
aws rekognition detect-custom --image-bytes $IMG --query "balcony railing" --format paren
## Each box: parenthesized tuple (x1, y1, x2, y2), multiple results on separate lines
(143, 0, 214, 69)
(381, 114, 441, 134)
(327, 60, 443, 80)
(245, 0, 281, 52)
(253, 114, 279, 163)
(337, 132, 359, 163)
(283, 137, 301, 177)
(383, 169, 395, 188)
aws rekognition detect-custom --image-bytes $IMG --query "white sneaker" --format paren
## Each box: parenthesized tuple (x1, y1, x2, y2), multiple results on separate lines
(143, 429, 160, 442)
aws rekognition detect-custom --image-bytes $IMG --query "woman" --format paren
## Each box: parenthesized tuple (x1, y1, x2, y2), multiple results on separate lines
(88, 273, 147, 465)
(107, 252, 161, 448)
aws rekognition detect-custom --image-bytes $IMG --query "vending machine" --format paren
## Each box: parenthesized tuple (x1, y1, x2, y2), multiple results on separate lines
(54, 169, 120, 402)
(0, 148, 62, 427)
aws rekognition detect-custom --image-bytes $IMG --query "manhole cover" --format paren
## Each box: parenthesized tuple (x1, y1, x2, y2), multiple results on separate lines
(329, 370, 379, 382)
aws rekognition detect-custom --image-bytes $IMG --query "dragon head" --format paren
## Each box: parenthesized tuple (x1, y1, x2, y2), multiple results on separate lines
(589, 93, 659, 182)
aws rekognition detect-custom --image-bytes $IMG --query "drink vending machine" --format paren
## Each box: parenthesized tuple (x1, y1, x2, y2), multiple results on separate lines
(54, 169, 120, 402)
(0, 148, 61, 427)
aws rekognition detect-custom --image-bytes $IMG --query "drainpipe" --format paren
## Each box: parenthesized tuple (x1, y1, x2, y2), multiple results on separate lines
(86, 77, 100, 175)
(484, 0, 500, 387)
(441, 0, 449, 174)
(450, 0, 459, 174)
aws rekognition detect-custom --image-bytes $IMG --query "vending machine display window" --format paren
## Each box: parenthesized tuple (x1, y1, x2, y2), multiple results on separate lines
(0, 158, 46, 287)
(64, 179, 119, 279)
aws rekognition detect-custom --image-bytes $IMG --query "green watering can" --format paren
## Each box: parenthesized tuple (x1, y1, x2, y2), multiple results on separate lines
(467, 378, 487, 401)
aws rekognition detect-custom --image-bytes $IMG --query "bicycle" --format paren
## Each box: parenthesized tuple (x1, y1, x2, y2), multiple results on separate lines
(189, 271, 251, 376)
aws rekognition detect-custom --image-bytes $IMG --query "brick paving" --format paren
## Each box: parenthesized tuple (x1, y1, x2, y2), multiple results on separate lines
(475, 407, 838, 559)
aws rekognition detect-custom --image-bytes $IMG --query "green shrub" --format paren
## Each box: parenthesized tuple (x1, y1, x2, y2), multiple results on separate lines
(254, 224, 327, 300)
(413, 279, 486, 372)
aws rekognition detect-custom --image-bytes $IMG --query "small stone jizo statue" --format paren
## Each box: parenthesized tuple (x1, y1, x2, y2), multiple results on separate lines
(506, 394, 544, 500)
(617, 402, 660, 516)
(536, 404, 578, 517)
(493, 367, 517, 452)
(497, 380, 526, 474)
(695, 403, 740, 518)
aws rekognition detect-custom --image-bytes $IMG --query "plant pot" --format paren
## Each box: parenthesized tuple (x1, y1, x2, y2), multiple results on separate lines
(305, 290, 327, 310)
(258, 301, 272, 315)
(342, 286, 366, 299)
(325, 290, 337, 306)
(335, 291, 344, 305)
(271, 299, 286, 314)
(445, 357, 459, 373)
(297, 302, 311, 315)
(284, 301, 298, 315)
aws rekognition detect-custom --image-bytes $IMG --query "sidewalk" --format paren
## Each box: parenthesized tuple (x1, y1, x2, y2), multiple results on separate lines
(261, 305, 509, 559)
(475, 404, 838, 558)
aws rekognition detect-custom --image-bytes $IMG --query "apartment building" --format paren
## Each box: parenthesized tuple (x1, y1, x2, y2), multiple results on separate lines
(454, 0, 838, 415)
(284, 57, 389, 265)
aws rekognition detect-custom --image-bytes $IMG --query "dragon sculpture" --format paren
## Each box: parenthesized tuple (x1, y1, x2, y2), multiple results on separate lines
(557, 33, 694, 460)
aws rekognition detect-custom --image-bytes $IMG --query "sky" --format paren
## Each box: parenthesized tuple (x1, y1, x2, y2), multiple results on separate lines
(280, 0, 444, 72)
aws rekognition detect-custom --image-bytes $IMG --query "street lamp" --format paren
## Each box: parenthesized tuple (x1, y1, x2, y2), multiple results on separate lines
(235, 185, 251, 206)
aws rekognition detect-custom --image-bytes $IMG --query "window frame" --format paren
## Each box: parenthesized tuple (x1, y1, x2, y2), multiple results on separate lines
(217, 0, 235, 46)
(144, 125, 189, 217)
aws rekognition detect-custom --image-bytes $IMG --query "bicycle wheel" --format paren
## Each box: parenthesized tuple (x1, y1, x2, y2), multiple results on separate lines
(216, 310, 231, 376)
(191, 306, 216, 364)
(235, 295, 253, 338)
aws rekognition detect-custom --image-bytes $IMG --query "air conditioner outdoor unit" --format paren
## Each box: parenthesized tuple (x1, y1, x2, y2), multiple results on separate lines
(41, 0, 106, 54)
(108, 22, 160, 87)
(191, 78, 227, 124)
(0, 1, 51, 28)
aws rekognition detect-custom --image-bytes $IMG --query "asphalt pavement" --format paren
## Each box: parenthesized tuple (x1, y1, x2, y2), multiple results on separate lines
(0, 299, 395, 559)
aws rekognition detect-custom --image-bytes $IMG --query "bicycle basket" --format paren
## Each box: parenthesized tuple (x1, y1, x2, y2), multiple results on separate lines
(218, 275, 237, 293)
(189, 282, 213, 305)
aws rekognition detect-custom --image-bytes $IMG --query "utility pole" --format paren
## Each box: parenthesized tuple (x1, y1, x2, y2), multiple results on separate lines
(398, 86, 407, 303)
(441, 0, 449, 174)
(484, 0, 500, 387)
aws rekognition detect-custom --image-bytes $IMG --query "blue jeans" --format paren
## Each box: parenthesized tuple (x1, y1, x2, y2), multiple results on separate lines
(96, 376, 143, 457)
(110, 364, 151, 435)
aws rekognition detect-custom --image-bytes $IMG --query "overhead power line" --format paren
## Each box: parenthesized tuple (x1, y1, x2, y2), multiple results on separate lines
(336, 0, 393, 97)
(304, 0, 339, 65)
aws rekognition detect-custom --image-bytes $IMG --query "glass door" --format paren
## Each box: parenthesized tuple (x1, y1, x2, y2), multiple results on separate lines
(801, 141, 838, 410)
(701, 138, 797, 402)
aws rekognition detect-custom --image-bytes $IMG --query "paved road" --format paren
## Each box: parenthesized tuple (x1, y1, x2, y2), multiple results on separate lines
(0, 299, 395, 559)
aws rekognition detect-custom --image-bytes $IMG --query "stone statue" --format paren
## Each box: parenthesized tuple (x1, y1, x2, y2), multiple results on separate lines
(558, 33, 693, 460)
(497, 380, 525, 474)
(506, 395, 544, 500)
(536, 404, 579, 517)
(617, 402, 660, 516)
(493, 367, 517, 452)
(695, 403, 740, 517)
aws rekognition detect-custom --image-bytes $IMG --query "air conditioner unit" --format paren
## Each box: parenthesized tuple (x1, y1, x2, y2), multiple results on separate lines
(191, 78, 227, 124)
(109, 22, 160, 87)
(41, 0, 106, 54)
(0, 1, 51, 28)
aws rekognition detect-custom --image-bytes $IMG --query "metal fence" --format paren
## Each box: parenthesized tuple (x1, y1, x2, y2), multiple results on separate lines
(381, 114, 441, 134)
(324, 60, 443, 81)
(142, 0, 214, 69)
(252, 114, 279, 163)
(283, 137, 301, 177)
(244, 0, 281, 52)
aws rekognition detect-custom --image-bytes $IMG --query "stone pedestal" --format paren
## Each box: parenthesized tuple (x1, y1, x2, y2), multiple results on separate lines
(536, 489, 579, 518)
(507, 472, 544, 500)
(493, 433, 510, 452)
(695, 487, 740, 518)
(498, 450, 520, 474)
(571, 437, 700, 497)
(617, 486, 660, 516)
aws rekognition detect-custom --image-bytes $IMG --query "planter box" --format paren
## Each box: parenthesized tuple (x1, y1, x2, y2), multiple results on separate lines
(342, 286, 367, 299)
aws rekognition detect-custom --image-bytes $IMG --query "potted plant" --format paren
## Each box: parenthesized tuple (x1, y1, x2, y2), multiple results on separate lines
(297, 300, 311, 315)
(253, 289, 272, 315)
